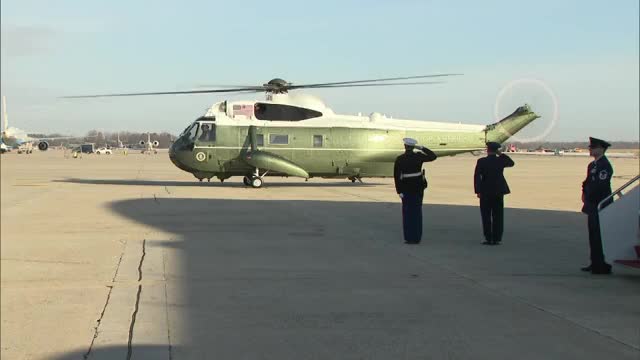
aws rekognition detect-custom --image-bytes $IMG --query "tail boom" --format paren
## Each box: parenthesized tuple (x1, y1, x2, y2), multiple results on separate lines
(484, 104, 540, 144)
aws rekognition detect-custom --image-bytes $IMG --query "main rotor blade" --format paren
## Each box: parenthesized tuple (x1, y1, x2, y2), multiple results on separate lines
(306, 81, 445, 89)
(60, 87, 266, 99)
(193, 84, 264, 89)
(289, 73, 462, 89)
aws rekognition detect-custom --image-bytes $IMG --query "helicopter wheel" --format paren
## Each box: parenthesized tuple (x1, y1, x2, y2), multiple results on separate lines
(250, 176, 263, 188)
(243, 176, 251, 186)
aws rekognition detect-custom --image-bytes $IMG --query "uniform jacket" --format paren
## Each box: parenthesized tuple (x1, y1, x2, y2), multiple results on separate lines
(474, 154, 515, 196)
(394, 148, 437, 194)
(581, 156, 613, 214)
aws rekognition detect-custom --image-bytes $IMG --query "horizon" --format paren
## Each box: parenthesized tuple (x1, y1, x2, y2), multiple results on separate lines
(1, 0, 638, 141)
(21, 130, 640, 145)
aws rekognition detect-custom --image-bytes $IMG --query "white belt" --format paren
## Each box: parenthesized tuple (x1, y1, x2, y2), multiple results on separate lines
(400, 172, 422, 180)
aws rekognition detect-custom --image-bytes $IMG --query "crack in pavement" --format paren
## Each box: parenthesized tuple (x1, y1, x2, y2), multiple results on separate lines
(163, 248, 174, 360)
(127, 239, 146, 360)
(127, 285, 142, 360)
(137, 239, 146, 282)
(83, 241, 126, 359)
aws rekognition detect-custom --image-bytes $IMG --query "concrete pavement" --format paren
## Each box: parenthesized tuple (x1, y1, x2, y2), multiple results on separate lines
(1, 150, 638, 359)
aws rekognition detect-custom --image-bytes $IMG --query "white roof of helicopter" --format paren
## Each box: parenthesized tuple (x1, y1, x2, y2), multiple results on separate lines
(203, 92, 485, 133)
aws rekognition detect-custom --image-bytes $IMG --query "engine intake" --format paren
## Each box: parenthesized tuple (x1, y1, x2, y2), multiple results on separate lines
(38, 141, 49, 151)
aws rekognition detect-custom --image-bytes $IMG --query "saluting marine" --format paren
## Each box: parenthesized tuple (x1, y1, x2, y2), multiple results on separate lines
(474, 142, 515, 245)
(581, 137, 614, 275)
(394, 138, 437, 244)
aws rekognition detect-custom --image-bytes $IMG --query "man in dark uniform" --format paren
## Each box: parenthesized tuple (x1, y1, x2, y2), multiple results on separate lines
(581, 137, 614, 275)
(394, 138, 437, 244)
(474, 142, 515, 245)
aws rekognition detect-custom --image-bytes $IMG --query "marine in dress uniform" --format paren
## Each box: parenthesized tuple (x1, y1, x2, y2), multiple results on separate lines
(474, 142, 515, 245)
(581, 137, 614, 275)
(394, 138, 437, 244)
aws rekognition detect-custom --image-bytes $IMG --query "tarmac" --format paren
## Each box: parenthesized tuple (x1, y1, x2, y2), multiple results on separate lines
(1, 149, 639, 360)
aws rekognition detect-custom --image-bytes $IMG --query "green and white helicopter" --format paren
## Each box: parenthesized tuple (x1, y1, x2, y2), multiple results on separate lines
(64, 75, 540, 188)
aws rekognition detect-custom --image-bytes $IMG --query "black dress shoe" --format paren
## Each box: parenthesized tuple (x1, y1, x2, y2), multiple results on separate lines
(482, 241, 492, 245)
(591, 264, 612, 274)
(581, 265, 592, 272)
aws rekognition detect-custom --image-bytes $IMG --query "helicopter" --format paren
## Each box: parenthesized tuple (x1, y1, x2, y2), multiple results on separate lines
(63, 74, 540, 188)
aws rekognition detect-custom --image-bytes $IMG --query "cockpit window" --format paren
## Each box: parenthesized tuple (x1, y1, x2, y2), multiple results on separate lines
(188, 123, 199, 141)
(197, 123, 216, 142)
(254, 103, 322, 121)
(181, 123, 194, 136)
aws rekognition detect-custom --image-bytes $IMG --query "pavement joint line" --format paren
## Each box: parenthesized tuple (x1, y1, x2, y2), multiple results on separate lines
(322, 186, 390, 204)
(0, 258, 90, 265)
(82, 240, 126, 360)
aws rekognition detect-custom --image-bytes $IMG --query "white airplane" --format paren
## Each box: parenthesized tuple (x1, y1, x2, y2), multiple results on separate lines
(1, 95, 72, 153)
(139, 133, 160, 154)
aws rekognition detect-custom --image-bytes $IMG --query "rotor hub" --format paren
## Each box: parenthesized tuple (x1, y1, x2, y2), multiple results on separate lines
(264, 78, 291, 93)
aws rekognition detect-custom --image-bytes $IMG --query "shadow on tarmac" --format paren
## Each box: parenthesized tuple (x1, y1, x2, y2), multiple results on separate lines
(50, 198, 640, 360)
(54, 177, 381, 188)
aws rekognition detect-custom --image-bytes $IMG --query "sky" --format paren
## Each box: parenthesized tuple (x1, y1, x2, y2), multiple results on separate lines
(1, 0, 638, 141)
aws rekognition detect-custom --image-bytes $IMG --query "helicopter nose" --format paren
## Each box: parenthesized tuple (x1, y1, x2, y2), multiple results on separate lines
(169, 142, 180, 161)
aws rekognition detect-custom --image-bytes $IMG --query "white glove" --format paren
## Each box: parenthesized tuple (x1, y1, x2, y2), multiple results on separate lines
(399, 193, 404, 199)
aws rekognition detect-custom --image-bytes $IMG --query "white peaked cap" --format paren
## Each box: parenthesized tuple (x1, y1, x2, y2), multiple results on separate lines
(403, 138, 418, 146)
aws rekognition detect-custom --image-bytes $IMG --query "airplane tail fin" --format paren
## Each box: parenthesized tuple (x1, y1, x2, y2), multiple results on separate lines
(2, 95, 8, 133)
(484, 104, 540, 143)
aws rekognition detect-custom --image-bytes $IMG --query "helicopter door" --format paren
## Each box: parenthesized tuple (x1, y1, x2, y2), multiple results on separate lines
(329, 127, 350, 174)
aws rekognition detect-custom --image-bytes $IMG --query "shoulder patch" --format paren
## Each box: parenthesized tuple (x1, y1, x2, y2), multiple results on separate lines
(598, 169, 608, 180)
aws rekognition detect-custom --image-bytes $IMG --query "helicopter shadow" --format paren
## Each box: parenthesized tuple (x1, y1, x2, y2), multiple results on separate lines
(47, 198, 639, 360)
(54, 178, 382, 188)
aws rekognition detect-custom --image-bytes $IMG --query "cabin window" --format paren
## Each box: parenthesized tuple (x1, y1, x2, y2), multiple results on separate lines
(256, 134, 264, 147)
(269, 134, 289, 145)
(313, 135, 323, 147)
(254, 103, 322, 121)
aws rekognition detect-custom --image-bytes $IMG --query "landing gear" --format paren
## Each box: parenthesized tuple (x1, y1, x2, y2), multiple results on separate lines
(250, 177, 263, 188)
(243, 168, 268, 188)
(348, 176, 363, 183)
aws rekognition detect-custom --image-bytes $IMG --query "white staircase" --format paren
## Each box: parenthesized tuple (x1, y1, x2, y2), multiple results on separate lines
(599, 175, 640, 269)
